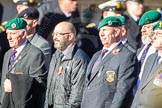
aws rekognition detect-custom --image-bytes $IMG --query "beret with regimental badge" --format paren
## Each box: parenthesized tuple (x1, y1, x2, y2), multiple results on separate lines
(17, 7, 39, 19)
(117, 16, 127, 25)
(5, 18, 27, 30)
(153, 20, 162, 30)
(139, 10, 161, 26)
(98, 16, 122, 30)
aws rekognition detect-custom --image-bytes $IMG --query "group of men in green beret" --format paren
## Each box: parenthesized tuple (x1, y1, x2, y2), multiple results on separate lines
(1, 0, 162, 108)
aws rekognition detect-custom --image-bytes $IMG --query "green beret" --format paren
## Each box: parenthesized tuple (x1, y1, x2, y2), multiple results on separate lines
(153, 20, 162, 30)
(117, 16, 126, 25)
(5, 18, 27, 30)
(98, 16, 122, 30)
(139, 10, 161, 26)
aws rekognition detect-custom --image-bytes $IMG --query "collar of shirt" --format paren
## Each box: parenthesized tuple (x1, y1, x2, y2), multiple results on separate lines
(122, 38, 128, 44)
(62, 11, 72, 17)
(14, 40, 28, 59)
(61, 44, 75, 60)
(102, 41, 121, 58)
(130, 13, 139, 22)
(157, 52, 162, 63)
(27, 34, 34, 41)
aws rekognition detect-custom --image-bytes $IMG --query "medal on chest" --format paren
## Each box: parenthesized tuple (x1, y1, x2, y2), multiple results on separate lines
(153, 74, 162, 88)
(57, 66, 63, 75)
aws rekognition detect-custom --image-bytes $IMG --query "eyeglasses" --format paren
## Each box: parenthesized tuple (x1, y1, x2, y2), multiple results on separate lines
(52, 32, 71, 37)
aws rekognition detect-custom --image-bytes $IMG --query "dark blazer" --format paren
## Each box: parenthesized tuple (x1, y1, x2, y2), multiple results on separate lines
(2, 73, 34, 108)
(123, 40, 136, 54)
(136, 44, 145, 56)
(81, 43, 137, 108)
(123, 11, 142, 50)
(37, 0, 82, 38)
(131, 52, 159, 108)
(0, 42, 47, 108)
(29, 33, 51, 70)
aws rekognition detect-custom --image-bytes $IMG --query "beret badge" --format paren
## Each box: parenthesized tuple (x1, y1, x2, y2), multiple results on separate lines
(11, 23, 16, 29)
(159, 22, 162, 27)
(146, 18, 150, 24)
(108, 21, 112, 26)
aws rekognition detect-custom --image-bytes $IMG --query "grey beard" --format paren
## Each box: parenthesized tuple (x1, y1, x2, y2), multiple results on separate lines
(142, 36, 152, 45)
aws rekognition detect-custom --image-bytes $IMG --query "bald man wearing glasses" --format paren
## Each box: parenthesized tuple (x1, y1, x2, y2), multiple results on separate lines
(44, 21, 89, 108)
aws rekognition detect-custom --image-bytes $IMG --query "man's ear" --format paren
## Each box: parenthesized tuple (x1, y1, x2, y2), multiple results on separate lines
(68, 33, 75, 41)
(114, 28, 121, 37)
(22, 30, 27, 39)
(122, 27, 127, 36)
(32, 19, 38, 27)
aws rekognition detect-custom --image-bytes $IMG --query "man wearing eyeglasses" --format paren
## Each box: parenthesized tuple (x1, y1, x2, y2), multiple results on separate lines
(44, 21, 89, 108)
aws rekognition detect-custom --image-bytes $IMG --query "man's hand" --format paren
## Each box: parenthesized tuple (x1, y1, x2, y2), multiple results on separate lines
(4, 79, 12, 92)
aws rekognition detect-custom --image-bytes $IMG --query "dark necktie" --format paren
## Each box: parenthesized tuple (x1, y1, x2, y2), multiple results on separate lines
(90, 49, 108, 78)
(8, 49, 17, 68)
(140, 44, 151, 65)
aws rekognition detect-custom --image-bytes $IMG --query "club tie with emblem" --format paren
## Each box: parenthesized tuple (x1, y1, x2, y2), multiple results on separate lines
(8, 49, 17, 68)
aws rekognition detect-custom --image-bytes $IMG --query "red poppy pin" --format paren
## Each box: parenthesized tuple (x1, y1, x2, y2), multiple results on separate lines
(57, 66, 63, 75)
(112, 48, 120, 55)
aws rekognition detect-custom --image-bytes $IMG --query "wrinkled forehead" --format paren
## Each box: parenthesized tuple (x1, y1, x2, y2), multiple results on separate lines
(6, 29, 20, 33)
(142, 23, 153, 28)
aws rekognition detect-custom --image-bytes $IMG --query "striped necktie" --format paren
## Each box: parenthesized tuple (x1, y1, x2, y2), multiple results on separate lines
(140, 44, 151, 65)
(8, 49, 17, 68)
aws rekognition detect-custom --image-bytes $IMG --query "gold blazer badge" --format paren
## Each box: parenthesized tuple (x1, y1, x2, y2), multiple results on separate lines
(106, 71, 115, 82)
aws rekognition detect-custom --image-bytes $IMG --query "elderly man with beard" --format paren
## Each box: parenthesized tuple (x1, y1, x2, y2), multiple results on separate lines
(134, 10, 161, 92)
(131, 20, 162, 108)
(44, 21, 89, 108)
(131, 10, 161, 107)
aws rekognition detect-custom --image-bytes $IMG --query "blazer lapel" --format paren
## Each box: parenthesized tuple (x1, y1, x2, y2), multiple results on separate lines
(86, 52, 100, 80)
(140, 53, 157, 85)
(5, 50, 12, 72)
(142, 61, 162, 89)
(8, 43, 30, 73)
(88, 43, 123, 84)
